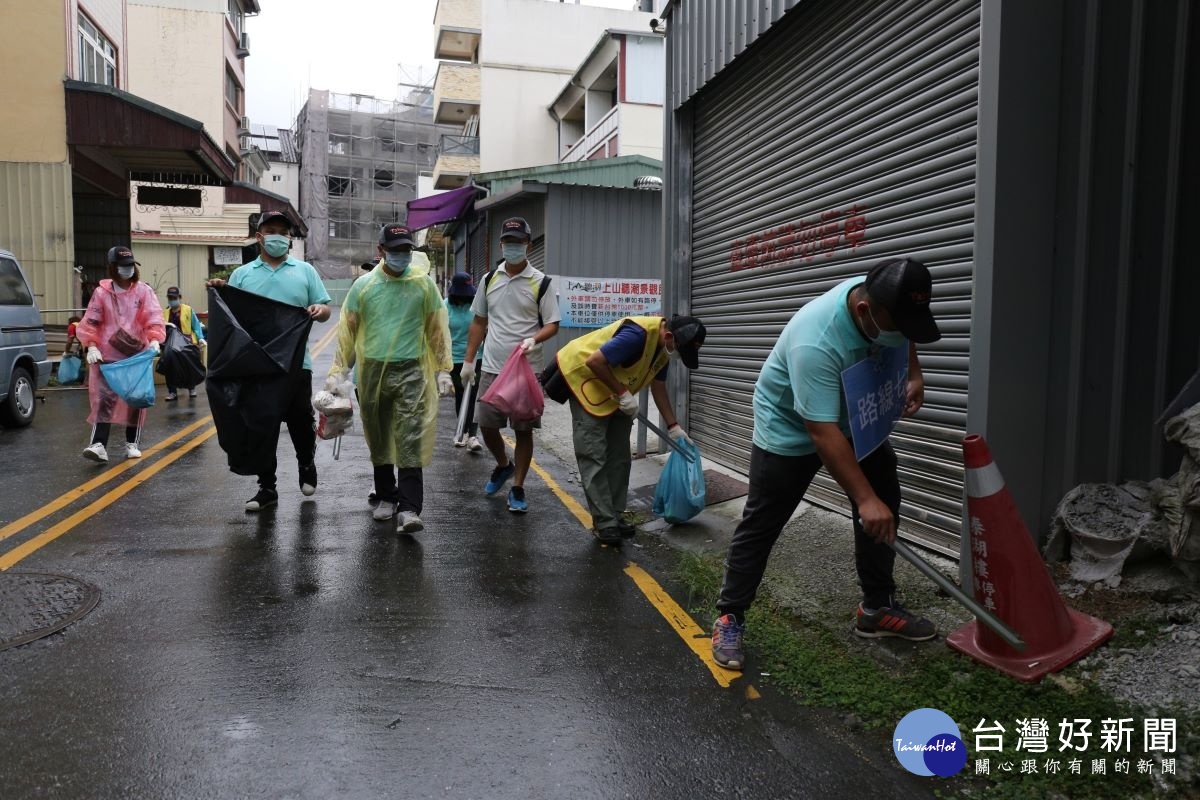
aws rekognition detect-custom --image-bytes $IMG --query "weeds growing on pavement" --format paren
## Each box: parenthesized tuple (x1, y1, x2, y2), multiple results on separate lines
(675, 550, 1199, 800)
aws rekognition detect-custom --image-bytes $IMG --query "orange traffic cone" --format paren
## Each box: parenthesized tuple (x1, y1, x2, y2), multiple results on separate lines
(946, 435, 1113, 682)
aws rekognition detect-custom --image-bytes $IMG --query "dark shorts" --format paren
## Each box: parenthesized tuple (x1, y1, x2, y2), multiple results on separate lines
(475, 371, 541, 432)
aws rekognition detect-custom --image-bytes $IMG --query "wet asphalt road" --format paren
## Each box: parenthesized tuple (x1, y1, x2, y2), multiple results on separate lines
(0, 318, 934, 800)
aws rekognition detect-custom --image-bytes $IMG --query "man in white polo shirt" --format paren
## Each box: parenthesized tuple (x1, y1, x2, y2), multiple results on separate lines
(461, 217, 560, 513)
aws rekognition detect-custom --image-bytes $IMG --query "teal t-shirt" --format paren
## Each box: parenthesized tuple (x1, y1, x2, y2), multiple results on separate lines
(752, 278, 883, 456)
(444, 299, 473, 364)
(228, 256, 331, 370)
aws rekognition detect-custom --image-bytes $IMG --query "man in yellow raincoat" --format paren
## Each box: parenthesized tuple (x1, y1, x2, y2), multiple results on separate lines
(329, 223, 453, 532)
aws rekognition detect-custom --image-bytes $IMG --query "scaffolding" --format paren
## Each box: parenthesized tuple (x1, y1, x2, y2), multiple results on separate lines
(296, 84, 456, 277)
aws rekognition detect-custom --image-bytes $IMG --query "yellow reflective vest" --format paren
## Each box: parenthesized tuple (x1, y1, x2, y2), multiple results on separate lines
(557, 316, 669, 418)
(163, 303, 198, 342)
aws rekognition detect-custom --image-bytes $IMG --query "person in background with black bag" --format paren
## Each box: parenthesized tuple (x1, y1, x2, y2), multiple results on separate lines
(545, 314, 704, 545)
(161, 286, 205, 400)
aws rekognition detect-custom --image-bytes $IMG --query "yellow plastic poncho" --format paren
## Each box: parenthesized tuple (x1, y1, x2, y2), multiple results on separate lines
(331, 252, 452, 468)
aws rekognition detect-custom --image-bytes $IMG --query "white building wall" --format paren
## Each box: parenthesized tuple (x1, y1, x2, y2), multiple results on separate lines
(478, 0, 654, 173)
(260, 161, 300, 211)
(616, 103, 662, 161)
(130, 184, 227, 235)
(623, 34, 664, 105)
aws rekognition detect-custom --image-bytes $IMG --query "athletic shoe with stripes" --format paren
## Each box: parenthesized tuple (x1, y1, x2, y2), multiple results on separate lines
(854, 602, 937, 641)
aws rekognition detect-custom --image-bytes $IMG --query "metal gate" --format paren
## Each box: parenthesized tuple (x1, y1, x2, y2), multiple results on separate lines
(687, 0, 980, 555)
(527, 235, 546, 272)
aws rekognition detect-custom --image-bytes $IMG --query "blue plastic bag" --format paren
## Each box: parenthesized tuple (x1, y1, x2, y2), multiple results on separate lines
(58, 354, 82, 384)
(99, 348, 157, 409)
(652, 439, 706, 523)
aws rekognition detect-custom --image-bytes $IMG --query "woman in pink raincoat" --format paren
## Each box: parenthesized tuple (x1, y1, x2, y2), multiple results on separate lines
(76, 246, 166, 463)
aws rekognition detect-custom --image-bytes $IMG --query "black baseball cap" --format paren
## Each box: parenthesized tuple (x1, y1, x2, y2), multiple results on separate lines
(166, 286, 180, 297)
(106, 246, 139, 266)
(379, 223, 415, 248)
(257, 210, 293, 232)
(864, 257, 941, 344)
(667, 315, 706, 369)
(500, 217, 531, 242)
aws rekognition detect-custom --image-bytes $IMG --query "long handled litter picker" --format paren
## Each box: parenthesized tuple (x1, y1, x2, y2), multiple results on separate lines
(636, 414, 696, 462)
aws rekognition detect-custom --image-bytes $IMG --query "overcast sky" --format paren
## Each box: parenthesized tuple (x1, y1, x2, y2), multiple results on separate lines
(245, 0, 642, 128)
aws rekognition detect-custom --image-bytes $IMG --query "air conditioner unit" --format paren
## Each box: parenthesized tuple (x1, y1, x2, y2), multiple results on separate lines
(238, 115, 251, 134)
(236, 32, 250, 58)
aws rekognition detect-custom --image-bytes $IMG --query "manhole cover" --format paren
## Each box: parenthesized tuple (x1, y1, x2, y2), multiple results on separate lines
(0, 572, 100, 652)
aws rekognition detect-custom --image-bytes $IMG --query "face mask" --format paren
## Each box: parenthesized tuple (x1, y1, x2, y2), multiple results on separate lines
(502, 243, 527, 264)
(384, 251, 412, 273)
(261, 234, 290, 258)
(117, 266, 135, 280)
(866, 306, 907, 348)
(168, 299, 181, 308)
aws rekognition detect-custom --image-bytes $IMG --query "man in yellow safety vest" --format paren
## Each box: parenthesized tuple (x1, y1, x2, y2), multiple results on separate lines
(162, 286, 206, 400)
(552, 314, 705, 545)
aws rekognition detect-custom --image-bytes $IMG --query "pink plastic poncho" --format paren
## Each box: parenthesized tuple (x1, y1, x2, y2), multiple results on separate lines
(76, 279, 166, 426)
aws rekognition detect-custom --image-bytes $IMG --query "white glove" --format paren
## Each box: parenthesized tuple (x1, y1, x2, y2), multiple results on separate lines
(519, 337, 536, 355)
(165, 321, 176, 328)
(148, 340, 161, 355)
(325, 370, 349, 395)
(86, 346, 103, 365)
(460, 361, 476, 386)
(437, 371, 453, 397)
(617, 391, 639, 417)
(668, 424, 692, 445)
(199, 340, 207, 348)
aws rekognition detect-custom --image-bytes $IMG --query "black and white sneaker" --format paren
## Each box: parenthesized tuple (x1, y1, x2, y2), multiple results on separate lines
(298, 463, 317, 497)
(245, 488, 278, 512)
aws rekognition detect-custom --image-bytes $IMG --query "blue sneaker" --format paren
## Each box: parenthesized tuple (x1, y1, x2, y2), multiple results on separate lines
(485, 461, 516, 495)
(712, 613, 745, 671)
(507, 486, 528, 513)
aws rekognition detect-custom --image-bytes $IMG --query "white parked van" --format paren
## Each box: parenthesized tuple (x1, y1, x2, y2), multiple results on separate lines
(0, 249, 50, 427)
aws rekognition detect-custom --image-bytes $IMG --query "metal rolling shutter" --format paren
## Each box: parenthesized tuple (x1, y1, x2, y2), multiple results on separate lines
(688, 0, 979, 555)
(527, 235, 546, 272)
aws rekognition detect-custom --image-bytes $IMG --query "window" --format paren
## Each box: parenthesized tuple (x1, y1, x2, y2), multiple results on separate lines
(327, 176, 349, 196)
(227, 0, 244, 38)
(272, 174, 282, 182)
(0, 258, 33, 306)
(224, 68, 242, 112)
(78, 14, 117, 87)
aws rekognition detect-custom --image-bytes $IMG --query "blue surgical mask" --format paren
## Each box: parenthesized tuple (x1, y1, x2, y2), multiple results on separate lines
(867, 307, 907, 348)
(384, 251, 412, 273)
(169, 299, 181, 308)
(261, 234, 290, 258)
(502, 243, 527, 264)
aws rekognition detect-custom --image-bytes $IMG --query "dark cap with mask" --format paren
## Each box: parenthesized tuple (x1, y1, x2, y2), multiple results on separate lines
(106, 246, 139, 267)
(500, 217, 531, 242)
(166, 286, 180, 298)
(379, 224, 415, 248)
(256, 210, 293, 232)
(667, 315, 706, 370)
(448, 272, 476, 298)
(864, 257, 941, 344)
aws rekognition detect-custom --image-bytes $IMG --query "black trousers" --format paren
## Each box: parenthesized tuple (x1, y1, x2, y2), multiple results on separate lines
(374, 465, 423, 514)
(449, 361, 479, 437)
(92, 423, 139, 446)
(258, 369, 316, 490)
(717, 442, 900, 618)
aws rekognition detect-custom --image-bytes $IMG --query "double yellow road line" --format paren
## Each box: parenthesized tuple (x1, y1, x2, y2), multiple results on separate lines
(0, 321, 341, 572)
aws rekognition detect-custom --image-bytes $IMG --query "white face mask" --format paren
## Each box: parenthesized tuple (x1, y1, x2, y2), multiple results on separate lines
(117, 266, 135, 280)
(501, 243, 527, 265)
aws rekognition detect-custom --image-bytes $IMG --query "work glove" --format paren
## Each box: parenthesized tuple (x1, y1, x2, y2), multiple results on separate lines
(164, 321, 176, 328)
(459, 361, 476, 386)
(617, 391, 639, 417)
(86, 346, 103, 365)
(519, 337, 536, 356)
(148, 340, 161, 355)
(667, 424, 692, 445)
(437, 371, 453, 397)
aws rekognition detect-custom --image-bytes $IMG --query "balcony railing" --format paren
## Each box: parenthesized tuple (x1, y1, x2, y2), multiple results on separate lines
(438, 134, 480, 157)
(562, 105, 619, 163)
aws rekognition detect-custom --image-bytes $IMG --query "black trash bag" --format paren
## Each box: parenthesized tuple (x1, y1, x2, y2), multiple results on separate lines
(205, 285, 313, 476)
(155, 325, 206, 389)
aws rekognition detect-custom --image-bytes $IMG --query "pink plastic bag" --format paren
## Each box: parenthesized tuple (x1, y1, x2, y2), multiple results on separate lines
(479, 345, 545, 422)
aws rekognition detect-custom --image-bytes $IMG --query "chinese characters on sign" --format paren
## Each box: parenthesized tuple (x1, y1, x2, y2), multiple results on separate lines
(840, 345, 908, 461)
(558, 276, 662, 329)
(970, 718, 1178, 780)
(729, 205, 869, 272)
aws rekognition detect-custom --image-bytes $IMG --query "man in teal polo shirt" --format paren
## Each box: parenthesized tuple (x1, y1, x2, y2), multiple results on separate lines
(209, 210, 332, 512)
(711, 258, 942, 671)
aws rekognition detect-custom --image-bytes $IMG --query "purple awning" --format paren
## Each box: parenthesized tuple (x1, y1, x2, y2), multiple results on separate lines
(406, 184, 480, 230)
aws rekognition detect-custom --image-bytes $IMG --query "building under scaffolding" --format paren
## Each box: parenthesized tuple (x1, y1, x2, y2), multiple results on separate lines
(296, 88, 455, 277)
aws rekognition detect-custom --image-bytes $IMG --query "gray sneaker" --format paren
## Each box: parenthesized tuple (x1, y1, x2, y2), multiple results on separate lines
(712, 614, 746, 671)
(372, 501, 398, 521)
(398, 511, 424, 533)
(854, 602, 937, 641)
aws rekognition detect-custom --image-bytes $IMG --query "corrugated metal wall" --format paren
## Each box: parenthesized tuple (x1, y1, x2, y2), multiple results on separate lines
(129, 242, 212, 314)
(543, 184, 663, 364)
(663, 0, 802, 110)
(0, 162, 77, 325)
(684, 0, 980, 554)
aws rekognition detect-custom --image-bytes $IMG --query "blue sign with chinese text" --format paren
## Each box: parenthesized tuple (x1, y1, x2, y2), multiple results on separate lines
(841, 345, 908, 461)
